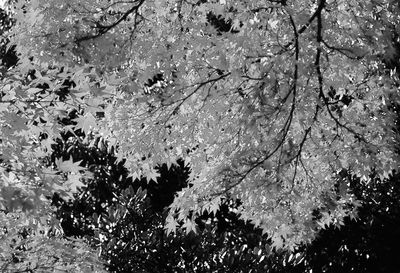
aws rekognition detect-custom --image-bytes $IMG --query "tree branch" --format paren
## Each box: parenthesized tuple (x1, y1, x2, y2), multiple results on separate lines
(74, 0, 145, 44)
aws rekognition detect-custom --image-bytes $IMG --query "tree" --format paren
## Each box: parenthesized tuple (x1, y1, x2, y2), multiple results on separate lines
(275, 169, 399, 273)
(49, 130, 300, 272)
(1, 0, 400, 249)
(0, 209, 106, 272)
(45, 113, 400, 272)
(0, 8, 107, 272)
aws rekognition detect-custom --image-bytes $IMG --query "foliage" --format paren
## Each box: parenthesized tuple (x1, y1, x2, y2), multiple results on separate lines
(0, 8, 17, 74)
(50, 133, 302, 272)
(51, 125, 400, 273)
(284, 170, 400, 273)
(44, 125, 400, 272)
(1, 0, 400, 250)
(0, 208, 105, 272)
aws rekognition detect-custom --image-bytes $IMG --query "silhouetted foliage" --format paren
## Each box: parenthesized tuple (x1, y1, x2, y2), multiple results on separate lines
(0, 8, 17, 72)
(206, 12, 239, 34)
(49, 126, 298, 272)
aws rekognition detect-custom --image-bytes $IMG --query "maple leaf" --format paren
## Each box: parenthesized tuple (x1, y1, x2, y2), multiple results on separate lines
(144, 168, 160, 183)
(73, 113, 96, 134)
(182, 219, 197, 235)
(67, 173, 85, 194)
(165, 216, 179, 236)
(55, 157, 85, 174)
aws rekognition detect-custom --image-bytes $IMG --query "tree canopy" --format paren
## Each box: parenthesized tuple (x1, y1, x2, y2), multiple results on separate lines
(0, 0, 399, 251)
